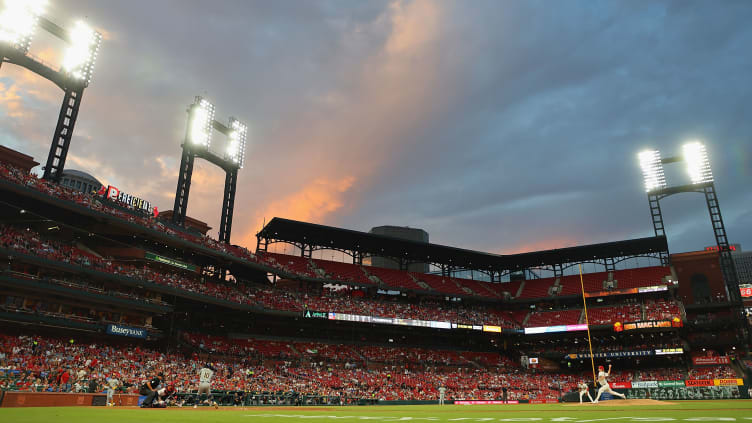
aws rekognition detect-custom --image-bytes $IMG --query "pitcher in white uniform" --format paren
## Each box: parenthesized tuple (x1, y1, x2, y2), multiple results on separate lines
(593, 364, 626, 403)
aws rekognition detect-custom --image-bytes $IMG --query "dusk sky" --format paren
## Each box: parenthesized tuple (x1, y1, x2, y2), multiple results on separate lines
(1, 0, 751, 258)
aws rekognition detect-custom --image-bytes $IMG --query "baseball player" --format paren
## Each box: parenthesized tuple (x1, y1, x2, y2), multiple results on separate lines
(438, 386, 446, 405)
(141, 384, 176, 408)
(195, 363, 217, 408)
(106, 375, 120, 406)
(578, 381, 594, 403)
(593, 364, 626, 403)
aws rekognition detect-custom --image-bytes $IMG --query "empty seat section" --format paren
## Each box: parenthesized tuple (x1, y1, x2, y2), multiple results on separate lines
(364, 266, 425, 291)
(517, 277, 555, 299)
(411, 272, 467, 296)
(558, 272, 607, 296)
(262, 252, 317, 278)
(487, 280, 522, 298)
(613, 266, 670, 289)
(311, 259, 374, 285)
(454, 277, 503, 299)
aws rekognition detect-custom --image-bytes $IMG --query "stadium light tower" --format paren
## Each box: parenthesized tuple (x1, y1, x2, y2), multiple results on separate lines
(637, 141, 741, 304)
(173, 96, 247, 244)
(0, 0, 103, 181)
(0, 0, 45, 54)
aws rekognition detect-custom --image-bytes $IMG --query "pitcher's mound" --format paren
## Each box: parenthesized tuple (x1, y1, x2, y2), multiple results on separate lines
(564, 399, 676, 406)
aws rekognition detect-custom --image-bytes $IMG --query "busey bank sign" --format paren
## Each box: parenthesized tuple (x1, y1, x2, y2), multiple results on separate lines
(106, 324, 147, 339)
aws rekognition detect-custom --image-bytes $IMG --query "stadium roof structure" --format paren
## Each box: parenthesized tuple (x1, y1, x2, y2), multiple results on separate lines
(256, 217, 668, 278)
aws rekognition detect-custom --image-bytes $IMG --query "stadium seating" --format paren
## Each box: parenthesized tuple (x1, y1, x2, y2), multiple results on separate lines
(294, 342, 363, 363)
(261, 252, 318, 278)
(558, 272, 607, 296)
(363, 266, 425, 291)
(310, 259, 374, 285)
(410, 272, 468, 297)
(0, 162, 679, 305)
(2, 223, 690, 336)
(0, 331, 698, 401)
(687, 365, 737, 379)
(643, 299, 681, 321)
(612, 266, 671, 289)
(460, 351, 516, 368)
(517, 277, 556, 299)
(586, 304, 642, 325)
(453, 277, 504, 298)
(526, 309, 582, 326)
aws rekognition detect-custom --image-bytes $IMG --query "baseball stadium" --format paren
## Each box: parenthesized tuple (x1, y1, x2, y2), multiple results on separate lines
(1, 0, 752, 422)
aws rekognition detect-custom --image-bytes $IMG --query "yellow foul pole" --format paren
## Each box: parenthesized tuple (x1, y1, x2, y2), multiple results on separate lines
(579, 264, 597, 385)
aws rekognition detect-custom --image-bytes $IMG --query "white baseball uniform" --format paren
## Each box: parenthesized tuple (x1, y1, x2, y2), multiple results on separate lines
(594, 370, 626, 402)
(578, 382, 593, 403)
(198, 367, 214, 395)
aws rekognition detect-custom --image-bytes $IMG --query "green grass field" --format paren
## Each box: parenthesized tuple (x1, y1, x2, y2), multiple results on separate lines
(1, 400, 751, 423)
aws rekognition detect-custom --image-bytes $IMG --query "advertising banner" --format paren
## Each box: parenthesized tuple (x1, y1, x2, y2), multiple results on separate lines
(714, 379, 743, 386)
(584, 285, 667, 298)
(655, 348, 684, 355)
(740, 284, 752, 298)
(529, 399, 559, 404)
(525, 324, 587, 335)
(303, 310, 327, 319)
(324, 311, 451, 330)
(145, 252, 197, 272)
(692, 356, 730, 365)
(627, 386, 740, 400)
(106, 324, 147, 339)
(98, 185, 158, 217)
(685, 380, 714, 387)
(610, 382, 632, 389)
(455, 400, 519, 405)
(622, 320, 673, 331)
(566, 350, 653, 359)
(657, 381, 685, 388)
(631, 381, 659, 389)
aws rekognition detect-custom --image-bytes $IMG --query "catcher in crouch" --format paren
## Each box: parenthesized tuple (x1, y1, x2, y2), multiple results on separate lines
(593, 364, 626, 403)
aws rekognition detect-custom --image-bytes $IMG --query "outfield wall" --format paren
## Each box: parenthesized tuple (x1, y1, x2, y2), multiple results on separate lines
(0, 392, 140, 408)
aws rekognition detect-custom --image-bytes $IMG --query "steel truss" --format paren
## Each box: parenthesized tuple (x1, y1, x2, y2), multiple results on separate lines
(648, 182, 741, 304)
(171, 103, 242, 247)
(255, 236, 667, 287)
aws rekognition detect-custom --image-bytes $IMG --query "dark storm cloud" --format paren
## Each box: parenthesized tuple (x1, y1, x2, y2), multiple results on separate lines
(335, 0, 752, 254)
(1, 0, 750, 256)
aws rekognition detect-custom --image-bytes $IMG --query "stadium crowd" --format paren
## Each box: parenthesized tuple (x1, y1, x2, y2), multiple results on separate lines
(0, 222, 684, 332)
(1, 161, 673, 302)
(2, 332, 725, 402)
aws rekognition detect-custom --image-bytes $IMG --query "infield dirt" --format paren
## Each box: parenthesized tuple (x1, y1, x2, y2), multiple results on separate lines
(563, 399, 676, 406)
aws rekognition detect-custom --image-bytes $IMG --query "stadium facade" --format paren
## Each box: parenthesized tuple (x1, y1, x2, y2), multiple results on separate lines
(0, 145, 750, 406)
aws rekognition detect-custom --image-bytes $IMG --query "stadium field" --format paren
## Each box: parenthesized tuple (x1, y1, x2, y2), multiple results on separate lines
(1, 401, 751, 423)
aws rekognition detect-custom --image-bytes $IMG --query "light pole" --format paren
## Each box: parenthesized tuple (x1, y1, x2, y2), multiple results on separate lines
(638, 142, 741, 304)
(0, 0, 102, 181)
(172, 96, 248, 245)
